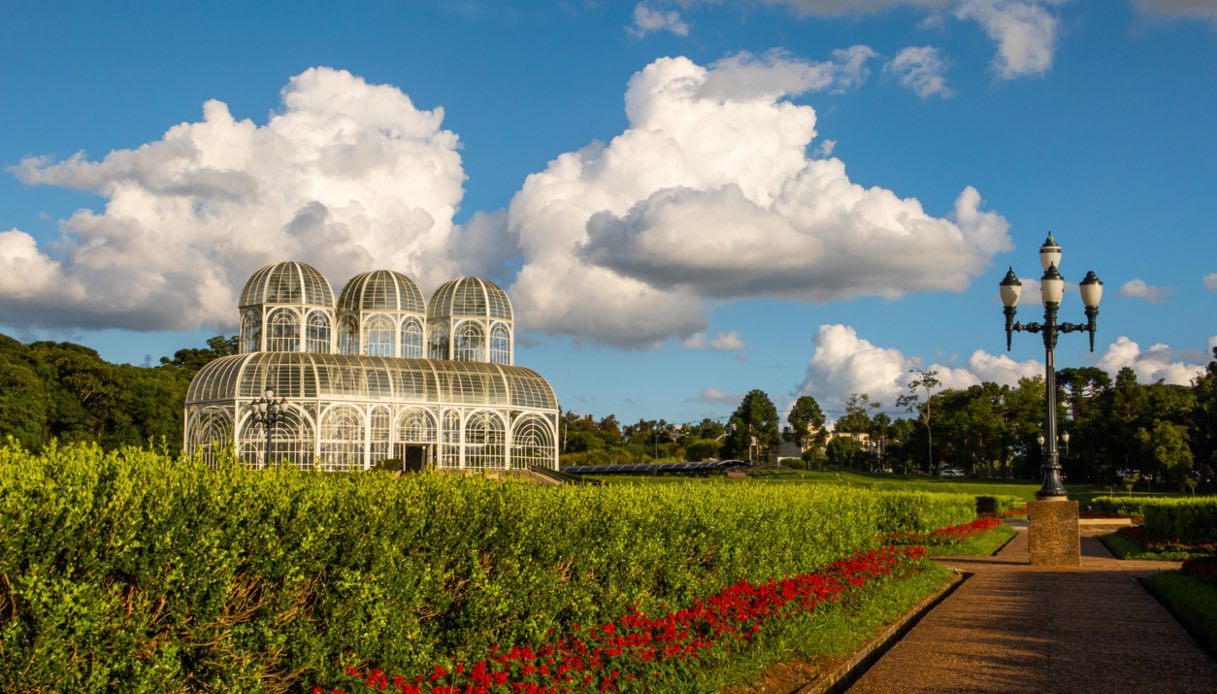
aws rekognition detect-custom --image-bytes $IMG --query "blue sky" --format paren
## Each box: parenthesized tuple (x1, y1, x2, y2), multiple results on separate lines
(2, 0, 1215, 424)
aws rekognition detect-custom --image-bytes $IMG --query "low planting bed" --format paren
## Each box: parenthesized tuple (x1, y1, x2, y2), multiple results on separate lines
(1142, 556, 1217, 659)
(0, 442, 978, 692)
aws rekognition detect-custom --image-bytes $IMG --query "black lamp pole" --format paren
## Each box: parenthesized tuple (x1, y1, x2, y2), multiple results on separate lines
(250, 388, 289, 467)
(1000, 233, 1104, 500)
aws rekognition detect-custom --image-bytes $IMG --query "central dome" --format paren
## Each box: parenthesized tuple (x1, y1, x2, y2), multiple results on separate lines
(338, 270, 426, 314)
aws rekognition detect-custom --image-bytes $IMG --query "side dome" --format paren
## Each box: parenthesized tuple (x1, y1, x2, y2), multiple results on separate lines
(338, 270, 426, 314)
(240, 261, 335, 309)
(427, 277, 513, 322)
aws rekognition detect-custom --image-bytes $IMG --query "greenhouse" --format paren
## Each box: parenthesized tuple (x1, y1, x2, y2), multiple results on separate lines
(184, 262, 559, 472)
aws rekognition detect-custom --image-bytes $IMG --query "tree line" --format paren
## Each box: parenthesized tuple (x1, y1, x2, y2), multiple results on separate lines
(0, 333, 237, 451)
(562, 348, 1217, 492)
(1, 330, 1213, 491)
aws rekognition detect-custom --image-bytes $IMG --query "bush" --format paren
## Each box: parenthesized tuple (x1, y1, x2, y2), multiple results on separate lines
(1142, 497, 1217, 544)
(0, 442, 972, 691)
(871, 490, 975, 535)
(1090, 495, 1161, 517)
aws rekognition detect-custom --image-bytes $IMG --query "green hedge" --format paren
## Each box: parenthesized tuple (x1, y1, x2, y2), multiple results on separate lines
(1142, 498, 1217, 544)
(0, 442, 973, 691)
(871, 490, 976, 534)
(1090, 496, 1162, 516)
(974, 494, 1022, 516)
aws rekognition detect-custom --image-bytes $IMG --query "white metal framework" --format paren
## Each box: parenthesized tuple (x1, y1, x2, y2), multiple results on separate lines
(186, 261, 558, 472)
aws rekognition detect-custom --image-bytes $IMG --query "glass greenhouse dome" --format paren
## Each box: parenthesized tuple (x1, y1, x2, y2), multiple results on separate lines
(185, 262, 558, 472)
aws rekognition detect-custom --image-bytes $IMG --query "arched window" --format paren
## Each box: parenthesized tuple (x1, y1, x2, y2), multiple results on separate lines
(490, 323, 510, 365)
(339, 316, 359, 355)
(365, 315, 395, 357)
(441, 410, 461, 468)
(465, 411, 505, 470)
(306, 312, 331, 353)
(237, 405, 313, 471)
(454, 322, 485, 362)
(429, 322, 450, 360)
(400, 318, 424, 359)
(187, 406, 233, 468)
(241, 309, 262, 353)
(512, 415, 556, 470)
(369, 406, 391, 466)
(267, 308, 300, 352)
(319, 406, 365, 472)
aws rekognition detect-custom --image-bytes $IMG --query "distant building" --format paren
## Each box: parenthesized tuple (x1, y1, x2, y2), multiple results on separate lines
(184, 261, 559, 471)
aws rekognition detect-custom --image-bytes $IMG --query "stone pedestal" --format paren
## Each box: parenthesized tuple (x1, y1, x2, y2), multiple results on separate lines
(1028, 500, 1080, 567)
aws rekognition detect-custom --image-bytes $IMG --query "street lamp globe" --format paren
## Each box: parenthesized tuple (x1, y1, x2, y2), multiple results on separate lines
(1000, 268, 1022, 308)
(1040, 264, 1065, 305)
(1039, 232, 1061, 271)
(1080, 271, 1104, 309)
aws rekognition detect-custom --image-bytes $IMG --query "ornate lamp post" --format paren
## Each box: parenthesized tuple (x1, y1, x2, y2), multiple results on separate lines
(1000, 232, 1103, 499)
(250, 388, 289, 467)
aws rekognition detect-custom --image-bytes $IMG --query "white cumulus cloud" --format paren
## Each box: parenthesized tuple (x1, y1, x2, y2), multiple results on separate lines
(684, 330, 748, 351)
(628, 3, 691, 38)
(696, 387, 742, 405)
(1097, 336, 1207, 385)
(955, 0, 1061, 79)
(794, 323, 1042, 413)
(885, 46, 954, 98)
(5, 67, 474, 331)
(1119, 278, 1171, 303)
(506, 54, 1010, 347)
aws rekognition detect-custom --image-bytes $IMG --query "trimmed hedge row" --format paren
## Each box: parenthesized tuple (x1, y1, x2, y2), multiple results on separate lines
(1090, 496, 1161, 516)
(1092, 496, 1217, 544)
(0, 442, 974, 692)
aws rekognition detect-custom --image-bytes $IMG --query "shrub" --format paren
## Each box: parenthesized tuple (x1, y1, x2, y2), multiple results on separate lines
(1142, 497, 1217, 545)
(0, 442, 971, 691)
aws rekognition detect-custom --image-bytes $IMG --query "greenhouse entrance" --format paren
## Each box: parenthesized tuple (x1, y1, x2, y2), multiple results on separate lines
(395, 444, 431, 472)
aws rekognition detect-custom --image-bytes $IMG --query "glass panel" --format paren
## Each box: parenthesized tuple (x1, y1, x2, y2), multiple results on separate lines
(441, 410, 461, 469)
(511, 414, 556, 470)
(490, 323, 510, 365)
(454, 321, 484, 362)
(429, 322, 449, 360)
(365, 315, 395, 357)
(267, 308, 301, 352)
(306, 311, 331, 354)
(464, 410, 505, 470)
(241, 309, 262, 353)
(319, 405, 365, 472)
(339, 316, 359, 355)
(400, 318, 424, 358)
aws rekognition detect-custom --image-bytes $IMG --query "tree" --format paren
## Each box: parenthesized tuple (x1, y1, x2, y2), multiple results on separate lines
(725, 390, 780, 463)
(1137, 420, 1193, 490)
(826, 436, 863, 470)
(785, 395, 826, 450)
(896, 369, 941, 472)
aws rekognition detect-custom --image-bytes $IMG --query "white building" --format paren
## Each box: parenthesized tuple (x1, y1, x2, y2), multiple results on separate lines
(184, 261, 559, 472)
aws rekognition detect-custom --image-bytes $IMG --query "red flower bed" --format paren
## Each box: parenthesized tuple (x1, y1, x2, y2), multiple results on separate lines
(1182, 555, 1217, 583)
(888, 517, 1001, 546)
(1117, 525, 1217, 555)
(317, 545, 927, 694)
(998, 507, 1028, 518)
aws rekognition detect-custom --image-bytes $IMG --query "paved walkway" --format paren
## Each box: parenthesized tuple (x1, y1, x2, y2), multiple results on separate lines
(849, 525, 1217, 693)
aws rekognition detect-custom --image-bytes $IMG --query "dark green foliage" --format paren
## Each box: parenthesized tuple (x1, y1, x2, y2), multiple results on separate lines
(1142, 497, 1217, 544)
(1141, 571, 1217, 658)
(724, 389, 780, 463)
(0, 442, 975, 692)
(0, 332, 235, 454)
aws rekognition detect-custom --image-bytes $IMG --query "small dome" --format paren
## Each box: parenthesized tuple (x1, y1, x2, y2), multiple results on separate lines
(428, 277, 513, 322)
(240, 261, 334, 308)
(338, 270, 426, 314)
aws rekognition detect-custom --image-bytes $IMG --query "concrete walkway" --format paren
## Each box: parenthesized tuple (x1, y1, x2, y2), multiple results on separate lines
(849, 525, 1217, 693)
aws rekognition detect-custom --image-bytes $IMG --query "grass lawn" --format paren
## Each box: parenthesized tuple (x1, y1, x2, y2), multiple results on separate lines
(1099, 527, 1216, 562)
(1142, 572, 1217, 658)
(591, 467, 1094, 502)
(926, 523, 1019, 557)
(721, 563, 955, 693)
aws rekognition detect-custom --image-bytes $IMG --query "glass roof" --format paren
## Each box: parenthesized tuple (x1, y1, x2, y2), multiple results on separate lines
(240, 261, 335, 308)
(337, 270, 426, 314)
(187, 352, 556, 410)
(428, 277, 513, 322)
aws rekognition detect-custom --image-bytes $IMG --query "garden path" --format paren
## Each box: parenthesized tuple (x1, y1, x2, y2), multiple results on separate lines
(847, 526, 1217, 693)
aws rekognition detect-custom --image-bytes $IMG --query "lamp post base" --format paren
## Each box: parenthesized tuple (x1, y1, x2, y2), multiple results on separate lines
(1028, 500, 1080, 567)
